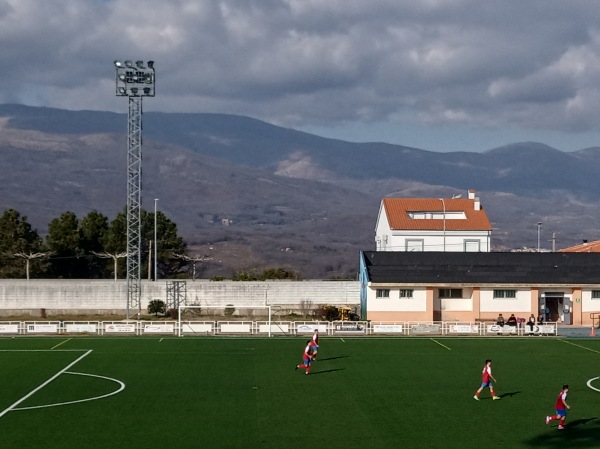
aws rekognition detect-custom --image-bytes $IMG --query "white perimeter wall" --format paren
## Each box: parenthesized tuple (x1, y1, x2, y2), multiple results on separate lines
(0, 280, 360, 315)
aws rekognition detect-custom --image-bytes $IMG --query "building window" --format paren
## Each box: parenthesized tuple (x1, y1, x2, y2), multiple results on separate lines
(439, 288, 462, 298)
(399, 289, 414, 298)
(592, 290, 600, 299)
(493, 289, 516, 298)
(464, 240, 481, 252)
(376, 289, 390, 298)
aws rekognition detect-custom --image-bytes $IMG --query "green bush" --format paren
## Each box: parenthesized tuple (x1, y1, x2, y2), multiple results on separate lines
(148, 299, 166, 317)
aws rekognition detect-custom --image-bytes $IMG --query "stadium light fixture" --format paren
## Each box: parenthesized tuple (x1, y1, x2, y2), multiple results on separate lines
(115, 59, 155, 97)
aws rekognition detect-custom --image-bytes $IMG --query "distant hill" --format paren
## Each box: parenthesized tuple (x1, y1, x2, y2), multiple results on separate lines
(1, 104, 600, 278)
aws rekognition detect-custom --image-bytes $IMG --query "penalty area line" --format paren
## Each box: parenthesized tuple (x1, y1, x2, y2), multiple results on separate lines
(430, 339, 451, 350)
(0, 349, 92, 419)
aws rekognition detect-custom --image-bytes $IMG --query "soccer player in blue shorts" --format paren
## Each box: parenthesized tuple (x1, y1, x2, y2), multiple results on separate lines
(295, 340, 313, 375)
(474, 359, 500, 400)
(310, 329, 319, 360)
(546, 384, 570, 430)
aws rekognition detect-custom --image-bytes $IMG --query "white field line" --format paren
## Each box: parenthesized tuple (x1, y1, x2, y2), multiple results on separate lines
(0, 349, 92, 419)
(587, 377, 600, 393)
(14, 372, 125, 410)
(558, 339, 600, 354)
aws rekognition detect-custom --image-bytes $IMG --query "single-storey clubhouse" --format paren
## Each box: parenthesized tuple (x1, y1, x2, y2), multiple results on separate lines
(359, 251, 600, 326)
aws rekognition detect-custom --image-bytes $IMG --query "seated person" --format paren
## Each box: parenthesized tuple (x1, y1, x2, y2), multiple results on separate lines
(496, 313, 505, 326)
(506, 313, 518, 326)
(537, 313, 544, 324)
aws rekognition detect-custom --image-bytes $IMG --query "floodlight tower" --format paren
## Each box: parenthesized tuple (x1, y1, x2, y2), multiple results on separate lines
(114, 59, 155, 319)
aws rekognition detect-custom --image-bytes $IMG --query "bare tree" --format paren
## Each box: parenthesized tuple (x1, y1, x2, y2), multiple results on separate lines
(12, 251, 53, 280)
(92, 251, 127, 281)
(172, 253, 212, 280)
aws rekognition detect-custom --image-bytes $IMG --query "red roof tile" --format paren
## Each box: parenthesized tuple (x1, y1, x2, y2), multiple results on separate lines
(382, 197, 492, 231)
(559, 240, 600, 253)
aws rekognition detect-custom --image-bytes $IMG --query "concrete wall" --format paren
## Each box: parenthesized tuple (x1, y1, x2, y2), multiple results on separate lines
(0, 279, 360, 317)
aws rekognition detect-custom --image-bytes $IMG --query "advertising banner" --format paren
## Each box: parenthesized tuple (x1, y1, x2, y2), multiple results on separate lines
(26, 323, 58, 334)
(143, 324, 174, 334)
(66, 324, 97, 333)
(104, 323, 136, 333)
(333, 323, 366, 334)
(0, 324, 19, 334)
(372, 324, 404, 334)
(448, 324, 479, 334)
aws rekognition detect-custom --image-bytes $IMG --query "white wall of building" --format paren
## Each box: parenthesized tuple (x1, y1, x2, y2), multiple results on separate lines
(479, 288, 531, 313)
(367, 288, 427, 312)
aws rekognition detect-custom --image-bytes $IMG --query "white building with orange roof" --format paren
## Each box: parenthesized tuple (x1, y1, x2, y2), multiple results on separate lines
(375, 189, 492, 252)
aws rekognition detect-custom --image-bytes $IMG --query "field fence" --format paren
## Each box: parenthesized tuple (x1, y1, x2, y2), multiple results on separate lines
(0, 320, 560, 337)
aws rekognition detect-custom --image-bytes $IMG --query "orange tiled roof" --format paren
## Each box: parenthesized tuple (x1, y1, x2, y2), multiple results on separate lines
(382, 197, 492, 231)
(559, 240, 600, 253)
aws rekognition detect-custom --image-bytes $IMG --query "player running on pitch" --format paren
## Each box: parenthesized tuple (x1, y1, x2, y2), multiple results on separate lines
(310, 329, 319, 360)
(295, 340, 314, 375)
(546, 384, 571, 430)
(474, 359, 501, 400)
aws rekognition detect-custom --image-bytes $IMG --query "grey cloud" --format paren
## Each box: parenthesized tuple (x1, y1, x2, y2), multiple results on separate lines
(1, 0, 600, 135)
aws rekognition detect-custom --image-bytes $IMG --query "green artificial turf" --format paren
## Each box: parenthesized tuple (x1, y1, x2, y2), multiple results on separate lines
(0, 336, 598, 449)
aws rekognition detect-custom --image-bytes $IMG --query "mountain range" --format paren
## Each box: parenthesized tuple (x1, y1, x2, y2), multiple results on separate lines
(1, 103, 599, 278)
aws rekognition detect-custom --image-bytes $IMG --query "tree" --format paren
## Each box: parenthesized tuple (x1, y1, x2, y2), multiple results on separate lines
(79, 211, 110, 278)
(140, 209, 186, 279)
(103, 211, 128, 279)
(0, 209, 45, 278)
(45, 211, 84, 278)
(103, 208, 187, 279)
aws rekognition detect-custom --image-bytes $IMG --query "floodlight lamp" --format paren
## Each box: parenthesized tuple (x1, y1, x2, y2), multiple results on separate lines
(131, 87, 138, 95)
(147, 60, 154, 69)
(125, 60, 133, 68)
(144, 74, 153, 84)
(118, 74, 126, 81)
(143, 87, 151, 95)
(136, 60, 144, 68)
(114, 60, 123, 67)
(118, 87, 126, 94)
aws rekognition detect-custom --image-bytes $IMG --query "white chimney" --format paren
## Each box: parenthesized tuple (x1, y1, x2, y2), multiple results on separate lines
(474, 197, 481, 210)
(468, 189, 476, 200)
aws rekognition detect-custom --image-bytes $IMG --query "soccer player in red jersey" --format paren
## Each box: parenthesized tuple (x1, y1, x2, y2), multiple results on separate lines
(310, 329, 319, 360)
(546, 384, 570, 429)
(295, 340, 313, 375)
(474, 359, 501, 400)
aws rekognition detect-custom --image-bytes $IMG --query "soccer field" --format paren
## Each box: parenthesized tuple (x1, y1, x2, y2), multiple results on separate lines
(0, 336, 598, 449)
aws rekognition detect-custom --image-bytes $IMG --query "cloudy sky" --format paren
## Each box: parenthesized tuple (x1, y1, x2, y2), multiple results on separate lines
(2, 0, 600, 152)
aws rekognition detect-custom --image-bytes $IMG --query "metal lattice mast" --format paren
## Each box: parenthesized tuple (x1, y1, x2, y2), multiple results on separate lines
(166, 281, 187, 311)
(115, 59, 155, 319)
(126, 96, 142, 318)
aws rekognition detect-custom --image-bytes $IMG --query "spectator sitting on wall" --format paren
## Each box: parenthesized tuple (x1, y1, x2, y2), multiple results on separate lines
(507, 314, 518, 327)
(496, 314, 505, 326)
(537, 313, 544, 325)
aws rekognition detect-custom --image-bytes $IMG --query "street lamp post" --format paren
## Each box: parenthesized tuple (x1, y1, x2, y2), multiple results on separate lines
(537, 222, 542, 252)
(154, 198, 158, 281)
(115, 59, 155, 318)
